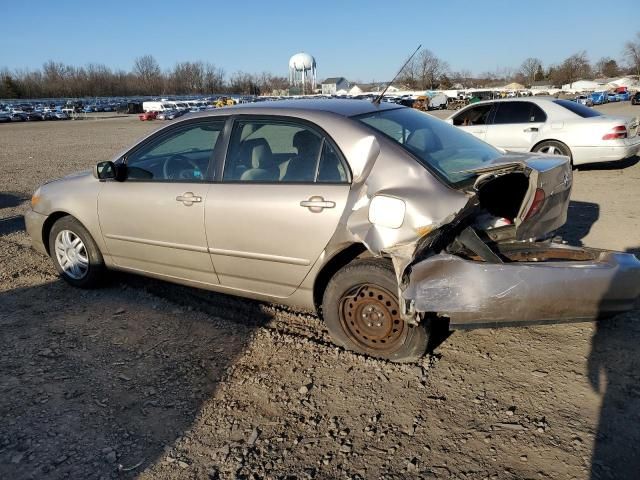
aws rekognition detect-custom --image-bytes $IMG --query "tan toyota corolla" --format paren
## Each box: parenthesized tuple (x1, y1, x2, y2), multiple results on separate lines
(26, 100, 640, 362)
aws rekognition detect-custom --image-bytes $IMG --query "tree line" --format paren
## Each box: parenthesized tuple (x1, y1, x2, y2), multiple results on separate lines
(0, 55, 289, 99)
(2, 32, 640, 99)
(397, 32, 640, 90)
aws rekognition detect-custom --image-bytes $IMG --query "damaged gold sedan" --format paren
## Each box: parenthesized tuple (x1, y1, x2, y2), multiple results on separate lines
(25, 100, 640, 362)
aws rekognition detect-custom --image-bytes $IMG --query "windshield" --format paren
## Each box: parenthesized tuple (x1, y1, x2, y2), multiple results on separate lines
(354, 107, 502, 185)
(553, 99, 602, 118)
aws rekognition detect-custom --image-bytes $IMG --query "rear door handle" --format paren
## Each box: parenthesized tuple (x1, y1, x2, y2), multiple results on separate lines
(176, 192, 202, 206)
(524, 127, 539, 132)
(300, 196, 335, 213)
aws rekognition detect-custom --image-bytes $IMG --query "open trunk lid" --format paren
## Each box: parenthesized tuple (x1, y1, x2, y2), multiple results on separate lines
(468, 153, 572, 241)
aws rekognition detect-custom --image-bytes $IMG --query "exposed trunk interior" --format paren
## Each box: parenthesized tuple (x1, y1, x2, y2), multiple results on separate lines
(475, 172, 529, 222)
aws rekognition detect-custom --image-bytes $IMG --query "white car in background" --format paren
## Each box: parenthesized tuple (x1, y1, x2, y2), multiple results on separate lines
(447, 98, 640, 166)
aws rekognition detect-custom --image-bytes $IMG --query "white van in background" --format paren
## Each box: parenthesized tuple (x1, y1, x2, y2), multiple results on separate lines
(142, 101, 173, 113)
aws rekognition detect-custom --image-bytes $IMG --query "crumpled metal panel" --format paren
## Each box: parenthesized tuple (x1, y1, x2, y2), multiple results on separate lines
(402, 248, 640, 326)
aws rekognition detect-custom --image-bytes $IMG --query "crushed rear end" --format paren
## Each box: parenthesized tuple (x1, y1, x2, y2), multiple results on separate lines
(400, 154, 640, 327)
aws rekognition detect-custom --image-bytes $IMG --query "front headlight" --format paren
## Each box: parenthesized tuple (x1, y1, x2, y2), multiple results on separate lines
(368, 195, 406, 229)
(31, 187, 42, 209)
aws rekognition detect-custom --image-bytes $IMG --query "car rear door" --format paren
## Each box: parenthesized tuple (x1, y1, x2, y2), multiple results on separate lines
(451, 103, 494, 141)
(484, 101, 546, 152)
(204, 116, 351, 297)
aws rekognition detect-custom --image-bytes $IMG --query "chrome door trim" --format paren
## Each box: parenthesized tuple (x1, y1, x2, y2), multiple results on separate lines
(104, 234, 209, 253)
(207, 247, 311, 266)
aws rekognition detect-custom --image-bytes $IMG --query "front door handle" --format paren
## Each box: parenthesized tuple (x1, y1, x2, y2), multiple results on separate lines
(176, 192, 202, 206)
(524, 127, 539, 132)
(300, 196, 335, 213)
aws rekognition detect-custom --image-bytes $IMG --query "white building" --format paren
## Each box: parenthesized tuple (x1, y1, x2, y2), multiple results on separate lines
(348, 85, 363, 96)
(321, 77, 349, 95)
(561, 79, 604, 91)
(530, 80, 554, 90)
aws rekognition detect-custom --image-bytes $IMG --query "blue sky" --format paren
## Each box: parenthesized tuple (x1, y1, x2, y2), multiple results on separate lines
(1, 0, 637, 81)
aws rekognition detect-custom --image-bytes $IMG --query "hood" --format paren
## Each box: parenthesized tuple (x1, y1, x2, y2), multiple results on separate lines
(40, 168, 92, 187)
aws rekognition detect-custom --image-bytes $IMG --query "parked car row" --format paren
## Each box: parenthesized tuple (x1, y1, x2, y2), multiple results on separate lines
(589, 90, 632, 105)
(0, 109, 70, 122)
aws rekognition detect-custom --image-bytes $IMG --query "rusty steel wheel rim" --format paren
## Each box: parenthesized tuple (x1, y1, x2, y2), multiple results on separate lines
(339, 284, 407, 353)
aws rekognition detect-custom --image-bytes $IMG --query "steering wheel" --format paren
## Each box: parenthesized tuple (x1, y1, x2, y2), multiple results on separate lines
(162, 154, 201, 180)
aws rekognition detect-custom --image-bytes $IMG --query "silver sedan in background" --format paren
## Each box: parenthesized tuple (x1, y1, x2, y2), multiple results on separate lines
(448, 97, 640, 166)
(25, 100, 640, 362)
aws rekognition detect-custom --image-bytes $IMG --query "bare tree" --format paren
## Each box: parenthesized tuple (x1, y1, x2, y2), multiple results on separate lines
(228, 71, 260, 95)
(558, 51, 591, 87)
(415, 49, 449, 89)
(398, 56, 419, 89)
(398, 49, 448, 89)
(133, 55, 162, 95)
(169, 62, 206, 94)
(520, 57, 542, 86)
(203, 63, 225, 93)
(623, 32, 640, 78)
(595, 57, 620, 78)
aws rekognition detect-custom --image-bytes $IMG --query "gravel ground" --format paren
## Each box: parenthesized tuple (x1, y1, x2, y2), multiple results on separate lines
(1, 104, 639, 480)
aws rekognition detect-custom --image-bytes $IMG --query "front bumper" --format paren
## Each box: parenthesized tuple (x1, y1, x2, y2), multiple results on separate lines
(24, 208, 48, 255)
(403, 243, 640, 327)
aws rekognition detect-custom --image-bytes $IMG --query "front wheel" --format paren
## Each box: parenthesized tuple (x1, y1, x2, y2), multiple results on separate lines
(322, 259, 428, 363)
(49, 216, 105, 288)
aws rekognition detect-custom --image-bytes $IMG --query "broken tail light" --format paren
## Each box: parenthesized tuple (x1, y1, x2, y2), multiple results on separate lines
(524, 188, 545, 220)
(602, 126, 627, 140)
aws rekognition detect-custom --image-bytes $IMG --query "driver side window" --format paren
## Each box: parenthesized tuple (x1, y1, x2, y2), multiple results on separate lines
(125, 121, 224, 181)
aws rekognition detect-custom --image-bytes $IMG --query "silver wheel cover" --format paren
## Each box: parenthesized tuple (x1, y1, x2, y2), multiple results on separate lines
(54, 230, 89, 280)
(539, 145, 562, 155)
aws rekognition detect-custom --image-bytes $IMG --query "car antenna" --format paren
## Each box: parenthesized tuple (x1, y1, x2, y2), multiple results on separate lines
(372, 44, 422, 105)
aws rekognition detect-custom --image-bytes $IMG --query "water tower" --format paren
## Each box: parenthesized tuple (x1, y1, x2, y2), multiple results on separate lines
(289, 52, 317, 92)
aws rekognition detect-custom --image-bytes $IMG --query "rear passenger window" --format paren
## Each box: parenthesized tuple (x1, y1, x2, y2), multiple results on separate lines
(530, 104, 547, 122)
(317, 142, 348, 183)
(222, 119, 349, 183)
(493, 102, 546, 124)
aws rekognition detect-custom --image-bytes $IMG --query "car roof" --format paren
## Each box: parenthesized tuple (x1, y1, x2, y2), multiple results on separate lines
(186, 99, 403, 119)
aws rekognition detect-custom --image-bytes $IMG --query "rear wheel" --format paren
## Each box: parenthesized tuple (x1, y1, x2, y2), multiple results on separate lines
(532, 140, 573, 167)
(49, 216, 105, 288)
(322, 259, 428, 362)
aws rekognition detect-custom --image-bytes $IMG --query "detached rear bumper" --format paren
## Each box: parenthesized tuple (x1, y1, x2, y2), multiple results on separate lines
(403, 244, 640, 328)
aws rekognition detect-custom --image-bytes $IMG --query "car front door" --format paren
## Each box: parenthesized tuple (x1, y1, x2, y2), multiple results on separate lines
(205, 117, 351, 297)
(451, 103, 494, 141)
(484, 101, 546, 152)
(97, 119, 225, 284)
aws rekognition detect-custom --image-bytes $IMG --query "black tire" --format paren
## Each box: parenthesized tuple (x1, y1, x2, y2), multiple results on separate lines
(532, 140, 573, 167)
(322, 258, 428, 363)
(48, 216, 105, 288)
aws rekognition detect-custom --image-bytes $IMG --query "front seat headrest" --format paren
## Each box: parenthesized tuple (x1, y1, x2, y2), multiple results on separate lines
(293, 130, 321, 156)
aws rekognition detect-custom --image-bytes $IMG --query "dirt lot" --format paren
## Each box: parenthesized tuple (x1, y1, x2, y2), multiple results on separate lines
(1, 104, 639, 480)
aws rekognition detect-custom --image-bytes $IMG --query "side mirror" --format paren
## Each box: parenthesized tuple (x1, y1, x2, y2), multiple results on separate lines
(93, 161, 116, 180)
